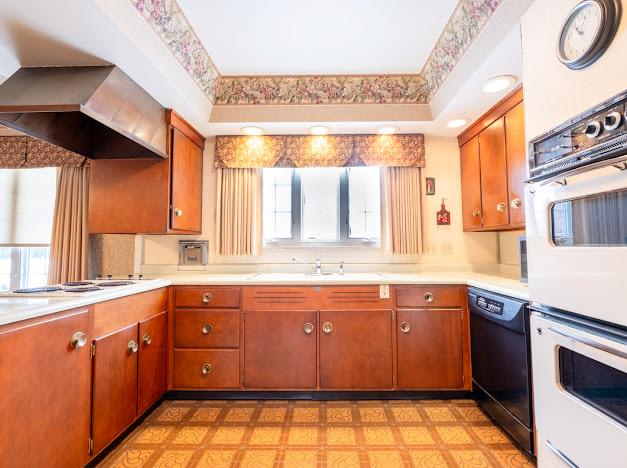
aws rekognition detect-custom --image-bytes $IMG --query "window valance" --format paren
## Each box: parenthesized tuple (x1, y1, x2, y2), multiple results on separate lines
(0, 136, 88, 168)
(214, 134, 425, 169)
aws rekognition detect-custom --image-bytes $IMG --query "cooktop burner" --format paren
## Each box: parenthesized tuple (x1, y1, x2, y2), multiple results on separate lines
(63, 286, 103, 293)
(62, 281, 94, 287)
(98, 281, 135, 287)
(12, 286, 63, 294)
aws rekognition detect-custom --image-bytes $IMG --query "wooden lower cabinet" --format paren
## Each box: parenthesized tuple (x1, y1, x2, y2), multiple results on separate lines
(174, 349, 240, 388)
(243, 309, 317, 389)
(92, 323, 139, 455)
(138, 311, 168, 414)
(397, 308, 465, 389)
(319, 309, 393, 389)
(0, 308, 91, 468)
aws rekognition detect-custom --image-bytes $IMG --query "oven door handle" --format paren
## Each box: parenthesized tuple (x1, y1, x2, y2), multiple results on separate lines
(545, 440, 579, 468)
(548, 327, 627, 359)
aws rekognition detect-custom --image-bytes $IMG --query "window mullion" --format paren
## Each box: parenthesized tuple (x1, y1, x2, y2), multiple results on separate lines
(339, 169, 349, 242)
(292, 169, 302, 242)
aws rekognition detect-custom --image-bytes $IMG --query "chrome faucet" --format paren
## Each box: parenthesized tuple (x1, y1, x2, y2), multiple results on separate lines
(315, 258, 322, 275)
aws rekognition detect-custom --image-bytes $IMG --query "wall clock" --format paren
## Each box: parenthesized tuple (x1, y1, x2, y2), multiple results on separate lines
(556, 0, 621, 70)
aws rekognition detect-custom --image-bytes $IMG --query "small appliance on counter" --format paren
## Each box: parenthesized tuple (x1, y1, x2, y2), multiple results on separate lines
(468, 287, 534, 456)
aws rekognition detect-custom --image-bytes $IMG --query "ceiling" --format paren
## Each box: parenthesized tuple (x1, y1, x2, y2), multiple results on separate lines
(177, 0, 458, 75)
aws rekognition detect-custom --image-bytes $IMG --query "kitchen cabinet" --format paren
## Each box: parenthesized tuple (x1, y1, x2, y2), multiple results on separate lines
(0, 308, 92, 468)
(319, 309, 393, 389)
(88, 109, 205, 234)
(458, 87, 526, 231)
(395, 286, 470, 390)
(92, 323, 139, 455)
(138, 311, 168, 414)
(244, 309, 317, 388)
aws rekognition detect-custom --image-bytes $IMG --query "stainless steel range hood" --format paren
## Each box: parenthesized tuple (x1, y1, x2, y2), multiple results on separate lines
(0, 66, 167, 159)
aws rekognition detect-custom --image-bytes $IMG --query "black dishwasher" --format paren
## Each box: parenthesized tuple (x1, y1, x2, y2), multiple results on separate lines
(468, 288, 534, 456)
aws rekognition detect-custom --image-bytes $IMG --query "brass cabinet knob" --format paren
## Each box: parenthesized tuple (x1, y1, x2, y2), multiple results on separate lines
(400, 321, 411, 333)
(174, 208, 183, 217)
(303, 322, 314, 335)
(496, 202, 506, 212)
(202, 292, 213, 304)
(201, 323, 213, 335)
(128, 340, 139, 353)
(201, 363, 213, 375)
(142, 334, 152, 346)
(424, 292, 434, 303)
(472, 209, 481, 217)
(70, 331, 87, 349)
(510, 198, 522, 209)
(322, 322, 333, 334)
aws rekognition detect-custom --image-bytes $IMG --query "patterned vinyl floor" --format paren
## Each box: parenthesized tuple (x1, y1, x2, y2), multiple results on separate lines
(97, 399, 535, 468)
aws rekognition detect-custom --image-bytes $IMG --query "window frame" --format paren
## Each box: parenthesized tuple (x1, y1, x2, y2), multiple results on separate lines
(0, 246, 51, 291)
(263, 167, 381, 248)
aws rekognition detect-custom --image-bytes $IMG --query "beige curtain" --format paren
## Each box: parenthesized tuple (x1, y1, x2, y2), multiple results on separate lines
(48, 166, 90, 283)
(383, 167, 422, 255)
(215, 167, 261, 256)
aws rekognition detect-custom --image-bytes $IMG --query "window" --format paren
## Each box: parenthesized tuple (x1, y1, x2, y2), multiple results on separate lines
(263, 167, 381, 244)
(0, 247, 51, 291)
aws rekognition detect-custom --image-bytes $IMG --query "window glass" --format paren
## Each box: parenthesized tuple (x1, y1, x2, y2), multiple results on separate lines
(348, 167, 381, 239)
(301, 168, 340, 241)
(22, 247, 50, 289)
(0, 247, 11, 291)
(263, 168, 293, 240)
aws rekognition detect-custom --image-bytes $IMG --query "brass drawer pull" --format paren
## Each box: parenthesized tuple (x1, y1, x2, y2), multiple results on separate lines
(70, 331, 87, 349)
(472, 209, 481, 217)
(496, 202, 506, 212)
(303, 322, 314, 335)
(510, 198, 522, 209)
(322, 322, 333, 334)
(201, 363, 213, 375)
(128, 340, 139, 353)
(202, 292, 213, 304)
(142, 334, 152, 346)
(424, 292, 434, 303)
(202, 323, 213, 335)
(174, 208, 183, 217)
(400, 321, 411, 333)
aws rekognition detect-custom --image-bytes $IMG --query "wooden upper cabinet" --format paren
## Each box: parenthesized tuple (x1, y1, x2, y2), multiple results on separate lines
(479, 117, 510, 228)
(505, 102, 526, 226)
(458, 87, 526, 231)
(319, 309, 393, 389)
(460, 136, 482, 230)
(0, 309, 92, 468)
(91, 323, 139, 456)
(89, 109, 205, 234)
(137, 311, 167, 414)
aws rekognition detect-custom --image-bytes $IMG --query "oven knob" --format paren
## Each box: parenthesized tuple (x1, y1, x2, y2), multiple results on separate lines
(604, 111, 622, 131)
(584, 121, 602, 138)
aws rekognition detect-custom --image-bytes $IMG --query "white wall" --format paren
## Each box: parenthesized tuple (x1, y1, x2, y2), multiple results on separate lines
(521, 0, 627, 140)
(140, 136, 499, 273)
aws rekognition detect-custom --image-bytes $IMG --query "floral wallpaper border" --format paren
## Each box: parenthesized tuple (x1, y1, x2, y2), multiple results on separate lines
(130, 0, 503, 105)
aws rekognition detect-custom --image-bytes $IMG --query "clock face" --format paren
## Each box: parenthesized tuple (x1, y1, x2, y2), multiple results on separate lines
(561, 2, 603, 61)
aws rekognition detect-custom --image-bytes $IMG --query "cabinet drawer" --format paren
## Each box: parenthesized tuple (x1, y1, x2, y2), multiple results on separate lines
(174, 350, 240, 389)
(175, 287, 240, 308)
(396, 286, 462, 308)
(175, 309, 240, 348)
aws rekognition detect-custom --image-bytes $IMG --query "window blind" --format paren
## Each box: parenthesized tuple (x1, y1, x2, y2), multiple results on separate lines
(0, 167, 57, 245)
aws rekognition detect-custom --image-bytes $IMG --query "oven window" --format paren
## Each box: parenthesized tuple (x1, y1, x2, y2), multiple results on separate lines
(559, 347, 627, 426)
(551, 190, 627, 246)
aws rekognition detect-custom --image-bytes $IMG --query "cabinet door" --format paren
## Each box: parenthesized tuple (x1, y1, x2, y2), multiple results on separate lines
(460, 136, 483, 230)
(244, 310, 317, 388)
(319, 309, 393, 389)
(170, 128, 203, 232)
(505, 102, 526, 226)
(397, 309, 464, 389)
(0, 309, 91, 468)
(92, 323, 139, 455)
(479, 117, 510, 228)
(138, 311, 167, 414)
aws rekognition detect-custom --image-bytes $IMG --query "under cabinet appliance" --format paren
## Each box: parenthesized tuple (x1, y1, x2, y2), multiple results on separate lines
(468, 288, 534, 456)
(531, 309, 627, 468)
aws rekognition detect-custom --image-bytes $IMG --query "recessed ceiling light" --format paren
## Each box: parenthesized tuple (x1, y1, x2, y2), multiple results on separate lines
(308, 125, 330, 135)
(481, 75, 516, 94)
(241, 126, 264, 136)
(377, 125, 399, 135)
(446, 118, 469, 129)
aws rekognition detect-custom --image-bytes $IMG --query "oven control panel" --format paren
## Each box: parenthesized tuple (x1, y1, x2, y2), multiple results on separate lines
(476, 295, 504, 315)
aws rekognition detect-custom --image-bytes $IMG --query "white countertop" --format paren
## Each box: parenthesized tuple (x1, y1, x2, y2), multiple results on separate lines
(0, 273, 528, 327)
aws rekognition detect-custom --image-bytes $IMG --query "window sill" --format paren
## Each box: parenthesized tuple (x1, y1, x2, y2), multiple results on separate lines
(263, 241, 381, 250)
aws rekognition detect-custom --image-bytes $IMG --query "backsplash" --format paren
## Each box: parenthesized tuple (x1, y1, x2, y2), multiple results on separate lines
(89, 234, 139, 279)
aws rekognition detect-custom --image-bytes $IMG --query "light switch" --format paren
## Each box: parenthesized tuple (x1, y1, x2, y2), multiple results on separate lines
(380, 284, 390, 299)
